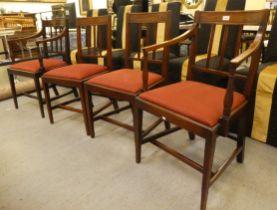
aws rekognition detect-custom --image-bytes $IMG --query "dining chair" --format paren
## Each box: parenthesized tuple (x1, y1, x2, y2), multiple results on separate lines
(70, 8, 108, 65)
(150, 1, 181, 57)
(7, 18, 70, 118)
(84, 11, 171, 139)
(168, 0, 246, 83)
(42, 15, 113, 135)
(134, 9, 269, 210)
(110, 4, 142, 69)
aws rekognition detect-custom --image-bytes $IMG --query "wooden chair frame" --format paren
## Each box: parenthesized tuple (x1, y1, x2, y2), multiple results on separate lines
(134, 10, 269, 210)
(42, 16, 113, 135)
(84, 11, 171, 138)
(7, 18, 70, 118)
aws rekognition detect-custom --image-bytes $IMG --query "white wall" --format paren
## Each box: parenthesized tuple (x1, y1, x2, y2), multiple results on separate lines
(0, 0, 269, 16)
(201, 0, 267, 10)
(184, 0, 267, 14)
(66, 0, 81, 17)
(66, 0, 107, 17)
(245, 0, 266, 10)
(92, 1, 107, 9)
(0, 0, 103, 20)
(0, 2, 54, 20)
(0, 2, 53, 13)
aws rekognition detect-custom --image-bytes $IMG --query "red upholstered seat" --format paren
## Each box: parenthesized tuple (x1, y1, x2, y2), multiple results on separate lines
(10, 58, 67, 73)
(86, 69, 162, 93)
(139, 81, 246, 127)
(43, 64, 107, 80)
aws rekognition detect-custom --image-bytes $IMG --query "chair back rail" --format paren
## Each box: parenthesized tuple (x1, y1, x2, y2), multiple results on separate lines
(36, 18, 70, 72)
(195, 10, 269, 133)
(8, 18, 70, 71)
(150, 2, 181, 56)
(125, 11, 171, 90)
(76, 15, 112, 70)
(116, 5, 142, 49)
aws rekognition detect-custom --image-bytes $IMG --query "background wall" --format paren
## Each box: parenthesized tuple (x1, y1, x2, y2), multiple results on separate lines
(67, 0, 107, 17)
(0, 0, 270, 19)
(246, 0, 267, 10)
(121, 0, 268, 14)
(0, 2, 54, 20)
(0, 0, 106, 19)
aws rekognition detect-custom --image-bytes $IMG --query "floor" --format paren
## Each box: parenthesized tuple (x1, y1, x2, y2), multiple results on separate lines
(0, 94, 277, 210)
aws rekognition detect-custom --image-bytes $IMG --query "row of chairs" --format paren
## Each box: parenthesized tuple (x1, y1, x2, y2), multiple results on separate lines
(6, 7, 269, 210)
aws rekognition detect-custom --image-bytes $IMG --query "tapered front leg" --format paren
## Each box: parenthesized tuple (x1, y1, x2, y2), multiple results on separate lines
(85, 87, 95, 138)
(237, 112, 246, 163)
(8, 72, 18, 109)
(42, 80, 53, 123)
(34, 76, 45, 118)
(164, 121, 171, 130)
(52, 85, 60, 96)
(111, 99, 119, 113)
(132, 103, 143, 163)
(72, 87, 79, 98)
(79, 85, 90, 136)
(201, 134, 216, 210)
(188, 132, 195, 140)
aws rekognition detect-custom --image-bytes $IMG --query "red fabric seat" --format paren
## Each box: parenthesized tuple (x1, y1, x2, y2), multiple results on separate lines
(43, 64, 107, 80)
(139, 81, 246, 127)
(86, 69, 162, 93)
(10, 58, 67, 73)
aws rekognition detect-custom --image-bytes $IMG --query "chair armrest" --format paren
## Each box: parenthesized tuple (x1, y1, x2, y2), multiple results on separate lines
(35, 29, 67, 45)
(142, 25, 196, 53)
(8, 29, 43, 44)
(221, 31, 265, 135)
(231, 32, 263, 66)
(141, 26, 197, 90)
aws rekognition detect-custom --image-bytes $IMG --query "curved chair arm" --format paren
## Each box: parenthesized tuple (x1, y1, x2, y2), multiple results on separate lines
(35, 29, 68, 45)
(231, 30, 265, 66)
(8, 29, 43, 45)
(141, 26, 197, 90)
(8, 29, 44, 62)
(221, 27, 266, 135)
(142, 25, 197, 53)
(35, 28, 69, 73)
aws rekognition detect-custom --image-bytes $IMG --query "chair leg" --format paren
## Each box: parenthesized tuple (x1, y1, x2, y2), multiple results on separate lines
(237, 113, 246, 163)
(85, 89, 95, 138)
(188, 132, 195, 140)
(201, 134, 216, 210)
(72, 88, 79, 98)
(34, 76, 45, 118)
(111, 99, 119, 112)
(8, 72, 18, 109)
(132, 103, 143, 163)
(164, 121, 171, 130)
(42, 81, 54, 124)
(52, 85, 60, 96)
(79, 86, 90, 136)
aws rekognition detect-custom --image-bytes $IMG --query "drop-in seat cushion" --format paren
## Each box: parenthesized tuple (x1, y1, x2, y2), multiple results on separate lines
(43, 64, 107, 80)
(86, 69, 162, 94)
(139, 81, 246, 127)
(10, 58, 67, 73)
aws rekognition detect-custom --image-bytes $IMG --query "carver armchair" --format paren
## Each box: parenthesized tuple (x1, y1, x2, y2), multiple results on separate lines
(134, 10, 269, 210)
(7, 18, 70, 118)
